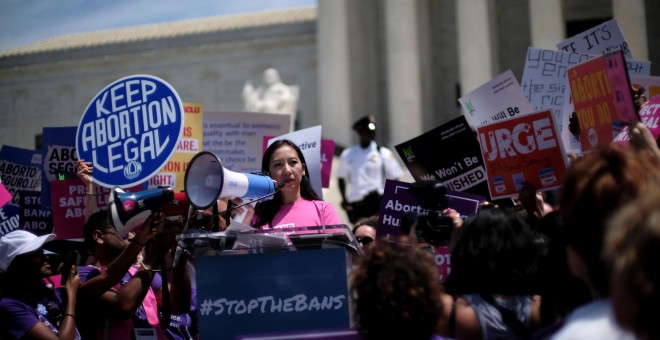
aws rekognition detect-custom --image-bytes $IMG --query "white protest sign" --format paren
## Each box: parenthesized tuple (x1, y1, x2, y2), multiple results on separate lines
(459, 70, 533, 128)
(557, 19, 633, 59)
(267, 126, 323, 199)
(203, 111, 290, 173)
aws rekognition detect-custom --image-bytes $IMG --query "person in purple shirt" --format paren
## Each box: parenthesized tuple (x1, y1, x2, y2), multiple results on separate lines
(0, 230, 81, 339)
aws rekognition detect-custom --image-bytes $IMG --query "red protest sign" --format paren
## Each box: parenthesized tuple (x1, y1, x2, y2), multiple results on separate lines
(568, 50, 637, 151)
(477, 110, 567, 200)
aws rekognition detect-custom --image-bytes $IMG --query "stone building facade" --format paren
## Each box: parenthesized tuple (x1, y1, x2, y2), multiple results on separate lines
(0, 0, 658, 151)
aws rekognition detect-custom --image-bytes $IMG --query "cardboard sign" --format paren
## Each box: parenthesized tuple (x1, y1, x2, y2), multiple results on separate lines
(377, 179, 484, 237)
(149, 102, 203, 191)
(459, 70, 534, 128)
(477, 110, 567, 200)
(196, 248, 350, 340)
(567, 50, 637, 151)
(76, 75, 184, 188)
(395, 116, 490, 199)
(521, 48, 591, 127)
(557, 19, 633, 59)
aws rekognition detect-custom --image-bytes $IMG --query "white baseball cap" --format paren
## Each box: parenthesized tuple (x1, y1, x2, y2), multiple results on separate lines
(0, 230, 56, 272)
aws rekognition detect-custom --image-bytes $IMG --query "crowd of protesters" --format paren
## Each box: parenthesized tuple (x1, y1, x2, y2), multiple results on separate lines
(3, 109, 660, 340)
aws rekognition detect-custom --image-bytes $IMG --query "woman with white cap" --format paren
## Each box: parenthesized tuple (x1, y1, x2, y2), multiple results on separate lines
(0, 230, 81, 339)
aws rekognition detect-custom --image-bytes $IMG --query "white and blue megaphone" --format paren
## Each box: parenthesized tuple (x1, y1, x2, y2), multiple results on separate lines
(184, 151, 277, 210)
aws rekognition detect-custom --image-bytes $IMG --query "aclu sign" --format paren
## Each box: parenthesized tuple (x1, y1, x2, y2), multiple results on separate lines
(76, 75, 184, 187)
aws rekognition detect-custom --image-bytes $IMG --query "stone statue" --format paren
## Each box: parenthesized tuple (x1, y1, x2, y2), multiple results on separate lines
(242, 68, 300, 131)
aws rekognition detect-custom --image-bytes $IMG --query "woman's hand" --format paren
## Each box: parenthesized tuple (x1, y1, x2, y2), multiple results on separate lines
(75, 160, 94, 186)
(133, 210, 165, 247)
(64, 265, 80, 296)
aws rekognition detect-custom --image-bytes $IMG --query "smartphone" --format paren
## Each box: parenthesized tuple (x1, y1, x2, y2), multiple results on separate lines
(60, 251, 80, 285)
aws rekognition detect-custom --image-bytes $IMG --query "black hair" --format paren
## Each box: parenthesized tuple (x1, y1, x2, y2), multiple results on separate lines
(445, 207, 542, 295)
(254, 139, 321, 228)
(83, 210, 112, 255)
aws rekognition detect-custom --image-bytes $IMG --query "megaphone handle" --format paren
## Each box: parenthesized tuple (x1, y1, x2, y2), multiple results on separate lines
(212, 203, 220, 232)
(223, 200, 233, 229)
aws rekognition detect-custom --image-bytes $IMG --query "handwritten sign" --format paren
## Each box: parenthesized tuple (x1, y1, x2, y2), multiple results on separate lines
(521, 48, 591, 126)
(477, 110, 567, 200)
(459, 70, 533, 128)
(557, 19, 633, 59)
(76, 75, 184, 188)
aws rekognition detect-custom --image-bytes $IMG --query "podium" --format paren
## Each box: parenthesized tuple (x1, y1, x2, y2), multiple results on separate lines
(188, 225, 360, 340)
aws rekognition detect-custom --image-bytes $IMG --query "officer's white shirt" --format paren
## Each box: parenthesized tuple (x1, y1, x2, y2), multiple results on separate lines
(337, 141, 404, 203)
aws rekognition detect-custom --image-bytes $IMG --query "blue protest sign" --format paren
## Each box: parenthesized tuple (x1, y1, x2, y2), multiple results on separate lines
(76, 75, 184, 188)
(196, 248, 350, 340)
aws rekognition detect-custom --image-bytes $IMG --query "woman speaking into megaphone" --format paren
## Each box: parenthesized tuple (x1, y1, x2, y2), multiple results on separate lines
(236, 139, 342, 229)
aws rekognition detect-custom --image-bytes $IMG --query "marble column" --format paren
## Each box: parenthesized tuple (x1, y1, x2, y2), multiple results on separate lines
(456, 0, 494, 94)
(613, 0, 648, 60)
(317, 0, 352, 147)
(529, 0, 565, 50)
(383, 0, 423, 145)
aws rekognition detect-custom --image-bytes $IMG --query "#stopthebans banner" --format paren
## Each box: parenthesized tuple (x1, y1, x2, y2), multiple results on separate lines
(76, 75, 184, 188)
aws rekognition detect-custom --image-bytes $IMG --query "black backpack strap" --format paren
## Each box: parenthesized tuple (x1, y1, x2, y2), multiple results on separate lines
(480, 294, 531, 340)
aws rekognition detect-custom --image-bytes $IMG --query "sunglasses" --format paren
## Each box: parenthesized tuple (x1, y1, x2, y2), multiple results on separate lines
(356, 236, 374, 245)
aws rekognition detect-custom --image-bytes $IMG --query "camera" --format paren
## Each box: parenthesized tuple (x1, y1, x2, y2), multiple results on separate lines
(400, 181, 455, 245)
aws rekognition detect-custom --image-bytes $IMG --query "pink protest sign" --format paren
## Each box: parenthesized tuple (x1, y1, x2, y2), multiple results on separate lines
(614, 97, 660, 144)
(568, 50, 637, 151)
(50, 179, 112, 240)
(0, 182, 11, 207)
(435, 245, 451, 283)
(477, 110, 568, 200)
(320, 139, 335, 188)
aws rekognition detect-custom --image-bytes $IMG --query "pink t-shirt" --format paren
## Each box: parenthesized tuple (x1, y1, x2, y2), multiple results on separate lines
(255, 199, 342, 229)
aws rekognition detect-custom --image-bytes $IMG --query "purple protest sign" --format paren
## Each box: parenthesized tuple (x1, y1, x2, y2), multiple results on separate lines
(377, 179, 485, 237)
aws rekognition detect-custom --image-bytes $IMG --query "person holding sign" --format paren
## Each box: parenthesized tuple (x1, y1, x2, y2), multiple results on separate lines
(337, 115, 404, 224)
(0, 230, 81, 339)
(247, 139, 341, 229)
(74, 163, 192, 339)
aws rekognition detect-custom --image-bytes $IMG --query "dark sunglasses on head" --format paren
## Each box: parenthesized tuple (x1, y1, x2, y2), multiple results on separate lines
(356, 236, 374, 245)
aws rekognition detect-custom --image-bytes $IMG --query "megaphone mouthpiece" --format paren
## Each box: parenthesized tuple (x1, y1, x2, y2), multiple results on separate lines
(108, 187, 179, 237)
